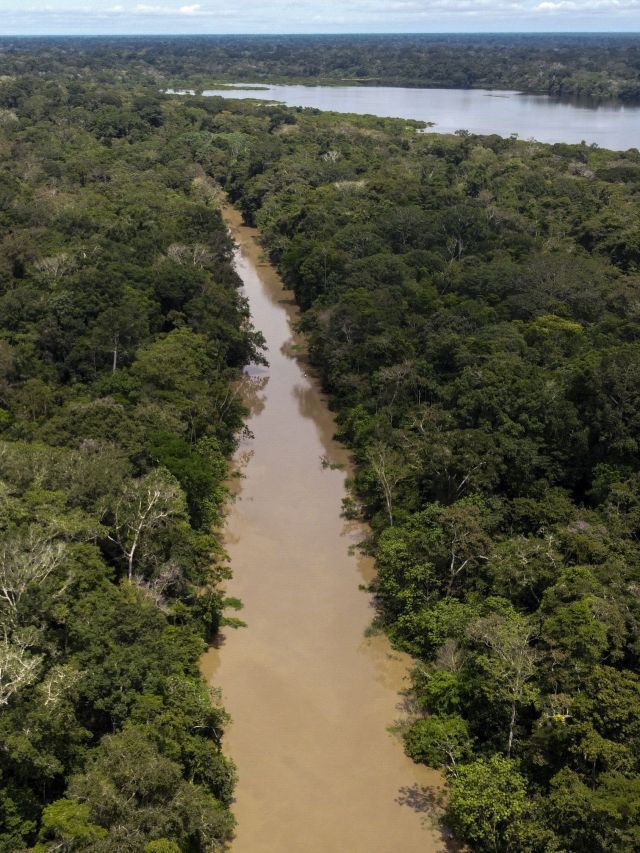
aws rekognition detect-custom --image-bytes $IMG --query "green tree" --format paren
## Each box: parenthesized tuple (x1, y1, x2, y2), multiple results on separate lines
(446, 756, 532, 852)
(35, 799, 107, 850)
(404, 714, 472, 772)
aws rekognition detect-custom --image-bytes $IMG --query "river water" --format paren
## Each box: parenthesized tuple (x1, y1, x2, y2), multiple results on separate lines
(197, 83, 640, 150)
(200, 204, 448, 852)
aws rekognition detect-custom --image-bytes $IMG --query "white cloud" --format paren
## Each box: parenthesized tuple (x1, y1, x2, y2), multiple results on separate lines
(3, 0, 640, 32)
(534, 0, 640, 9)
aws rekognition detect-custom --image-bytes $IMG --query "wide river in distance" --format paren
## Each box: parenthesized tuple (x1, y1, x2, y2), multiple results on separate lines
(201, 204, 450, 852)
(196, 83, 640, 150)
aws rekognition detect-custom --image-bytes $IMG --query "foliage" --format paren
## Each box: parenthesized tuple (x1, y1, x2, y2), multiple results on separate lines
(0, 75, 265, 851)
(2, 35, 640, 102)
(2, 39, 640, 851)
(210, 98, 640, 850)
(446, 756, 541, 852)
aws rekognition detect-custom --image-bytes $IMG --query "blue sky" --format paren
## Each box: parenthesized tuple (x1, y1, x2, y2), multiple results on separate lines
(1, 0, 638, 35)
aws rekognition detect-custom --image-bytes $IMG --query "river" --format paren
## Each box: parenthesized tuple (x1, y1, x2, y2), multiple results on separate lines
(195, 83, 640, 150)
(200, 204, 449, 852)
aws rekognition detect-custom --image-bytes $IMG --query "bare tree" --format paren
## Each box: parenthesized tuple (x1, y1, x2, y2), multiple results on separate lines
(167, 242, 214, 270)
(39, 663, 84, 707)
(35, 252, 76, 281)
(468, 611, 538, 757)
(438, 501, 491, 596)
(132, 561, 183, 610)
(436, 638, 465, 673)
(374, 361, 415, 419)
(0, 635, 42, 705)
(367, 441, 406, 527)
(0, 527, 66, 628)
(107, 469, 186, 580)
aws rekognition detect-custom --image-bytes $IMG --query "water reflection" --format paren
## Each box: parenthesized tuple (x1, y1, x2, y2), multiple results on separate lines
(201, 203, 448, 852)
(199, 83, 640, 150)
(238, 372, 268, 418)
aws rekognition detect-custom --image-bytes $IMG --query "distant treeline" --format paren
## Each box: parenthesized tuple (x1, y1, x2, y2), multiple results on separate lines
(2, 34, 640, 101)
(2, 39, 640, 852)
(197, 96, 640, 851)
(0, 78, 264, 851)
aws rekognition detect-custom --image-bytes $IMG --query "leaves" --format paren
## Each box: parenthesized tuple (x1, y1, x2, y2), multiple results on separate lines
(222, 98, 640, 851)
(446, 756, 535, 853)
(0, 77, 249, 849)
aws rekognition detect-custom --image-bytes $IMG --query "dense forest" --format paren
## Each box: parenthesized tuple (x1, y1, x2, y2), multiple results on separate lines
(1, 34, 640, 102)
(194, 98, 640, 850)
(2, 37, 640, 852)
(0, 78, 264, 850)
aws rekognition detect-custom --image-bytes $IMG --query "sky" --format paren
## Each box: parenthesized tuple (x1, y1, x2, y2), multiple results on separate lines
(0, 0, 639, 35)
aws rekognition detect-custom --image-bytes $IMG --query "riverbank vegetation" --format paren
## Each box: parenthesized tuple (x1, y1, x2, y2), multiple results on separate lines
(2, 39, 640, 850)
(0, 79, 264, 850)
(197, 98, 640, 851)
(2, 34, 640, 102)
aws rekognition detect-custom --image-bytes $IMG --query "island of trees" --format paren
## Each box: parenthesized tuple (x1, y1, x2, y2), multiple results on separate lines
(1, 38, 640, 852)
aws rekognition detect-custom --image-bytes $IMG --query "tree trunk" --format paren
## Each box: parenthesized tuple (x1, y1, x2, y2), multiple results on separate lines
(507, 700, 517, 758)
(112, 333, 119, 373)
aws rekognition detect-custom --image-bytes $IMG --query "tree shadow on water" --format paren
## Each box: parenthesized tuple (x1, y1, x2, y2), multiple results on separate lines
(396, 785, 460, 851)
(396, 784, 440, 813)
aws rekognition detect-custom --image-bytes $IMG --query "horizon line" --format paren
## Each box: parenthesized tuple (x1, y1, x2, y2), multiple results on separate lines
(1, 30, 639, 37)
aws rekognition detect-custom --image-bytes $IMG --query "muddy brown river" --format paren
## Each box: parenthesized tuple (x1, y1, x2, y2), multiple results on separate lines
(201, 204, 448, 852)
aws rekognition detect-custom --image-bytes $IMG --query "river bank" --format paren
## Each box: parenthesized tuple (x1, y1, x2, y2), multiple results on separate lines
(200, 202, 450, 852)
(191, 83, 640, 149)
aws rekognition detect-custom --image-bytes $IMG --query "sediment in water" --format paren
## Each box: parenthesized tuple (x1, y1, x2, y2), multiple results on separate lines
(201, 203, 449, 853)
